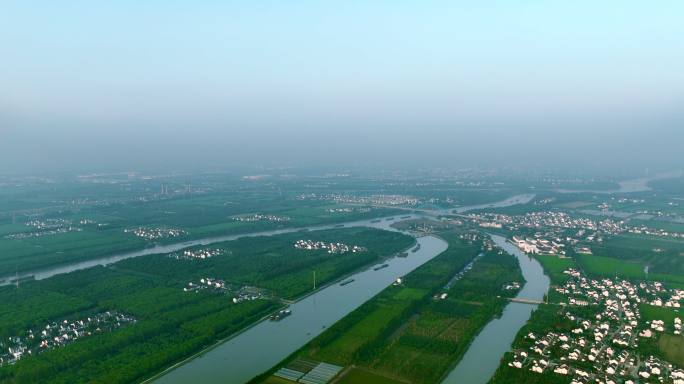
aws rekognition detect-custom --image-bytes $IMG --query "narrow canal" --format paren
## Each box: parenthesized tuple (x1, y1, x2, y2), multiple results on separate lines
(441, 234, 550, 384)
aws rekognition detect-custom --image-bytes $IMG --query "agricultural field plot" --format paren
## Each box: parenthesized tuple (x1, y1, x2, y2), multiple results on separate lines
(590, 234, 684, 275)
(0, 227, 411, 384)
(659, 335, 684, 367)
(576, 254, 646, 279)
(640, 305, 682, 327)
(336, 368, 406, 384)
(257, 231, 524, 384)
(534, 255, 576, 284)
(576, 252, 684, 288)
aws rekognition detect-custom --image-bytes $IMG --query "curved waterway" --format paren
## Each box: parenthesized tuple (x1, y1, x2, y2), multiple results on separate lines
(0, 194, 536, 286)
(555, 171, 683, 194)
(441, 234, 550, 384)
(150, 195, 538, 384)
(1, 195, 541, 384)
(152, 234, 448, 384)
(452, 194, 535, 213)
(0, 216, 416, 286)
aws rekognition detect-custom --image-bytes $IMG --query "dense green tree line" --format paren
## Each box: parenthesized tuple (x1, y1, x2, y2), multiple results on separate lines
(0, 227, 412, 383)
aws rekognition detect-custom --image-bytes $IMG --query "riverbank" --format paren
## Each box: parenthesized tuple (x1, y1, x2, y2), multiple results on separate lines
(252, 230, 523, 384)
(0, 208, 413, 286)
(0, 226, 413, 384)
(139, 236, 419, 384)
(441, 234, 551, 384)
(152, 235, 448, 384)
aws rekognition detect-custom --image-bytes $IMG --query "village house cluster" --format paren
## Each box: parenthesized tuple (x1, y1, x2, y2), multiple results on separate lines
(470, 211, 626, 235)
(232, 214, 290, 223)
(232, 286, 265, 303)
(325, 207, 371, 214)
(297, 193, 419, 207)
(627, 225, 684, 240)
(169, 248, 226, 260)
(466, 210, 684, 256)
(124, 226, 187, 240)
(0, 311, 136, 367)
(326, 207, 353, 213)
(294, 240, 366, 254)
(511, 236, 567, 255)
(5, 226, 82, 240)
(5, 218, 83, 240)
(26, 218, 72, 229)
(506, 268, 683, 383)
(184, 277, 228, 292)
(504, 281, 522, 291)
(183, 278, 265, 303)
(471, 210, 684, 243)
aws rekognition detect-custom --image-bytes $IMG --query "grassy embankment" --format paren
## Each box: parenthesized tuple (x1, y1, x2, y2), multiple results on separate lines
(256, 231, 524, 384)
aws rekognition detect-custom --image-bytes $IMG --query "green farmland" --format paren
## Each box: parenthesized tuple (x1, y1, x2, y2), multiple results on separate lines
(257, 231, 524, 384)
(0, 227, 412, 384)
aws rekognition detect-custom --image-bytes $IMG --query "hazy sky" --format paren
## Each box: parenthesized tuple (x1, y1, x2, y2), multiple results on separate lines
(1, 1, 683, 173)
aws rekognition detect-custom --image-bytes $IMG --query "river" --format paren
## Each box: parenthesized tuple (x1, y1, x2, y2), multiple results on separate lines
(152, 233, 447, 384)
(0, 216, 414, 286)
(452, 194, 535, 213)
(151, 195, 541, 384)
(2, 195, 542, 384)
(555, 171, 683, 194)
(441, 234, 550, 384)
(0, 194, 536, 286)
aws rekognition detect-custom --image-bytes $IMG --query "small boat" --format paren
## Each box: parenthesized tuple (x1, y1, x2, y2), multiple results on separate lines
(385, 217, 395, 221)
(396, 252, 408, 258)
(401, 215, 411, 219)
(373, 263, 389, 271)
(411, 244, 421, 253)
(269, 309, 292, 321)
(371, 219, 381, 223)
(334, 224, 344, 228)
(340, 279, 355, 286)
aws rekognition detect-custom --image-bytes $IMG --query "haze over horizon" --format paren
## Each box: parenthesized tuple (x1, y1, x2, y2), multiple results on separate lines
(2, 1, 683, 174)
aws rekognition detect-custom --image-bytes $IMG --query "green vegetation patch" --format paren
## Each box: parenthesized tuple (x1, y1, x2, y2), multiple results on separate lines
(577, 254, 645, 279)
(659, 334, 684, 367)
(590, 234, 684, 276)
(259, 231, 524, 384)
(534, 255, 575, 284)
(576, 253, 684, 287)
(639, 304, 681, 326)
(337, 367, 407, 384)
(0, 227, 412, 384)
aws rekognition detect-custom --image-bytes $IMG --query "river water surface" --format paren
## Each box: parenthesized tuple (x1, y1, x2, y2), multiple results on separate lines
(153, 232, 447, 384)
(441, 234, 550, 384)
(152, 196, 544, 384)
(3, 195, 543, 384)
(0, 217, 414, 286)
